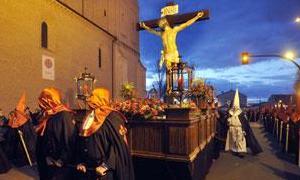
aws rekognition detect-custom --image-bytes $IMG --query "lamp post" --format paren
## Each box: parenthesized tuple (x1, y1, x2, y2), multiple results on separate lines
(240, 51, 300, 70)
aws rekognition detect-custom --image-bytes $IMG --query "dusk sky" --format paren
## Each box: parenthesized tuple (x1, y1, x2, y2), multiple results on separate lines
(138, 0, 300, 102)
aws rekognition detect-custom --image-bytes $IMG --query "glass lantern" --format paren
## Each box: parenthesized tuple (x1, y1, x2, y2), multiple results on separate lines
(170, 62, 193, 93)
(75, 67, 96, 101)
(169, 62, 193, 104)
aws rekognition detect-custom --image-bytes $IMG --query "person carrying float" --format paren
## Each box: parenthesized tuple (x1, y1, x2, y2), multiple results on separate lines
(35, 87, 76, 179)
(76, 88, 134, 180)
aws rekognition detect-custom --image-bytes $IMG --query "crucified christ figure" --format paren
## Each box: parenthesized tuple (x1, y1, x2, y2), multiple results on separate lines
(140, 11, 204, 70)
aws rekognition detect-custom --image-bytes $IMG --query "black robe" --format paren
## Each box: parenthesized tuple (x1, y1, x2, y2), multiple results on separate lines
(0, 145, 11, 174)
(240, 114, 263, 155)
(0, 124, 11, 174)
(36, 111, 76, 180)
(216, 110, 229, 142)
(214, 110, 229, 158)
(4, 119, 36, 167)
(76, 111, 134, 180)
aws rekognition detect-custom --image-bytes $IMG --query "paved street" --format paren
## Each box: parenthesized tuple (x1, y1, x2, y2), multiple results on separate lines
(0, 166, 38, 180)
(206, 123, 300, 180)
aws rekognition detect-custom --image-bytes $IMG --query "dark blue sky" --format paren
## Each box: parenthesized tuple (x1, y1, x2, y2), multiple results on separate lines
(138, 0, 300, 102)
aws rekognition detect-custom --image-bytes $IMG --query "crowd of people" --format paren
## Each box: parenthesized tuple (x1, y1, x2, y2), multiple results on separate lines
(0, 87, 134, 180)
(260, 104, 300, 165)
(214, 91, 300, 166)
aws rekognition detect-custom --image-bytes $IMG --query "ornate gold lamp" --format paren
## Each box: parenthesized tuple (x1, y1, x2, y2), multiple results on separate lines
(75, 67, 96, 101)
(168, 62, 193, 104)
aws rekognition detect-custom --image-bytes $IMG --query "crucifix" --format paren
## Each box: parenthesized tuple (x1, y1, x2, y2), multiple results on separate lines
(138, 3, 209, 94)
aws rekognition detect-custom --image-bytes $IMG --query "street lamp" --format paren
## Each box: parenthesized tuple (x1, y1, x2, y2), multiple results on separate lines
(284, 51, 296, 60)
(295, 17, 300, 23)
(241, 52, 250, 65)
(240, 51, 300, 70)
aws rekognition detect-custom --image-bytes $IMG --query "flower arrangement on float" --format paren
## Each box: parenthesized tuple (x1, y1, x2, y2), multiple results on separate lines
(120, 82, 136, 100)
(113, 98, 167, 120)
(190, 78, 215, 110)
(114, 82, 167, 120)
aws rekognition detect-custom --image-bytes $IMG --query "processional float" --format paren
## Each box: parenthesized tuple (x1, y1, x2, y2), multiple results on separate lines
(139, 2, 209, 105)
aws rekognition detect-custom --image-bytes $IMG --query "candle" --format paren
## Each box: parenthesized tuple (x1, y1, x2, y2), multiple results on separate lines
(178, 76, 183, 90)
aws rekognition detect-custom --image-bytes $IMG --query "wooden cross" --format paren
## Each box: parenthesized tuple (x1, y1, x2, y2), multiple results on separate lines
(137, 3, 210, 96)
(137, 9, 209, 31)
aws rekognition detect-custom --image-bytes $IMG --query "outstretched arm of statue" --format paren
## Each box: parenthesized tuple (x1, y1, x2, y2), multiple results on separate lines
(174, 11, 204, 32)
(140, 22, 161, 36)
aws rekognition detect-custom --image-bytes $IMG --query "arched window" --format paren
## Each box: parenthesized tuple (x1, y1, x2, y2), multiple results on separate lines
(41, 22, 48, 48)
(98, 48, 102, 68)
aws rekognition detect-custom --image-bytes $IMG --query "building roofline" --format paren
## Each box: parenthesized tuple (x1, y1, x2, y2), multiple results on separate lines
(217, 90, 247, 97)
(55, 0, 146, 71)
(56, 0, 116, 40)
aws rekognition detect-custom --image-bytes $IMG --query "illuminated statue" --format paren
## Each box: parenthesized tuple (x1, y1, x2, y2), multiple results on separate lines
(140, 11, 204, 69)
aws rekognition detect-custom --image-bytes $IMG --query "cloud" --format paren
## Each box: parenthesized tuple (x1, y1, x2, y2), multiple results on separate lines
(195, 59, 298, 85)
(194, 59, 298, 100)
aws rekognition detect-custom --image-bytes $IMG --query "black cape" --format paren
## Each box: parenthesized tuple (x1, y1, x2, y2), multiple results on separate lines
(216, 110, 229, 142)
(240, 113, 263, 155)
(0, 145, 11, 174)
(0, 124, 11, 174)
(213, 110, 229, 159)
(76, 111, 134, 180)
(36, 111, 76, 180)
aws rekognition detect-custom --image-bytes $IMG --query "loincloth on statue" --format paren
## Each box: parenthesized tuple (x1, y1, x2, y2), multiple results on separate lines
(163, 51, 180, 68)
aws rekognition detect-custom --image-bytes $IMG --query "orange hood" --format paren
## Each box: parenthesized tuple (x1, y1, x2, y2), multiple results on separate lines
(35, 87, 72, 136)
(8, 93, 29, 128)
(80, 88, 114, 137)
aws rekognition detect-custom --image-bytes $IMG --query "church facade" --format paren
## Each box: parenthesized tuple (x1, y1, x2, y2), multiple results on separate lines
(0, 0, 145, 113)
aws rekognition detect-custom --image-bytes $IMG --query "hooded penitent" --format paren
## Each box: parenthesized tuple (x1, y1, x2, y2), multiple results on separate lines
(225, 89, 246, 153)
(231, 89, 263, 155)
(229, 89, 242, 117)
(5, 93, 37, 167)
(80, 88, 114, 137)
(35, 87, 75, 180)
(35, 87, 71, 136)
(76, 88, 134, 180)
(8, 93, 29, 128)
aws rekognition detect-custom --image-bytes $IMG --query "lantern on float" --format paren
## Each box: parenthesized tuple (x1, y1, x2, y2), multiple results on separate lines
(168, 62, 193, 104)
(75, 67, 96, 101)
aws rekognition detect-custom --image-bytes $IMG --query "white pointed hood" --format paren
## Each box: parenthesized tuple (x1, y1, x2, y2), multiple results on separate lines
(229, 89, 242, 116)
